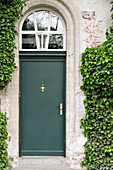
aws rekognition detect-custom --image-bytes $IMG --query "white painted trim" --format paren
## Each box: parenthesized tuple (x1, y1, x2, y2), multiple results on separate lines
(20, 8, 66, 51)
(21, 31, 63, 34)
(19, 49, 65, 51)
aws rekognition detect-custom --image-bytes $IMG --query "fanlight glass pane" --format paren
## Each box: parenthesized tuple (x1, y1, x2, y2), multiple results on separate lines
(51, 13, 63, 31)
(22, 13, 35, 30)
(43, 34, 48, 49)
(37, 35, 42, 49)
(35, 11, 50, 31)
(22, 34, 37, 49)
(48, 34, 63, 49)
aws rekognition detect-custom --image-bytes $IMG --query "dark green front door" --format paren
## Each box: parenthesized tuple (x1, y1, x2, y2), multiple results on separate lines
(19, 52, 66, 156)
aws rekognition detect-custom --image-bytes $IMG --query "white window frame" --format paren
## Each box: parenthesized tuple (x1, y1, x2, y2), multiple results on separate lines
(19, 8, 66, 51)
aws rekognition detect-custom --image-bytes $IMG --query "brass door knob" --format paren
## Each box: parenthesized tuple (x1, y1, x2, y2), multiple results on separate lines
(41, 83, 45, 93)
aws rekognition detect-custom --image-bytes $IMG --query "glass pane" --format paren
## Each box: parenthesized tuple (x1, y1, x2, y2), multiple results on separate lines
(50, 13, 63, 31)
(37, 35, 42, 49)
(22, 13, 35, 30)
(22, 34, 37, 49)
(43, 34, 48, 48)
(48, 34, 63, 49)
(35, 11, 50, 31)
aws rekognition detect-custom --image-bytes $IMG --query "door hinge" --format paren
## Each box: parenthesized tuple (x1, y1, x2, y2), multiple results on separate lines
(19, 92, 21, 98)
(19, 140, 21, 145)
(64, 140, 66, 145)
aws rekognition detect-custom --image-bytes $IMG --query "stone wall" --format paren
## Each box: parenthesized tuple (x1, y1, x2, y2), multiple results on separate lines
(0, 0, 111, 169)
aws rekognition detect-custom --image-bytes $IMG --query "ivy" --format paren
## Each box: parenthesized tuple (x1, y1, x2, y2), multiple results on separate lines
(0, 112, 13, 170)
(0, 0, 25, 90)
(0, 0, 25, 169)
(80, 2, 113, 170)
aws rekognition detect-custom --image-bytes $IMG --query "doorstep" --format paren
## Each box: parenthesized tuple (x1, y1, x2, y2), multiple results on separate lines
(12, 157, 75, 170)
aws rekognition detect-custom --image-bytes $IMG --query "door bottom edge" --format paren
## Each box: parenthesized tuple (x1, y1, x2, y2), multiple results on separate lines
(20, 156, 66, 158)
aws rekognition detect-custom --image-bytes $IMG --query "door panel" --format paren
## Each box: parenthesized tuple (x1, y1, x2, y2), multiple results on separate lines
(20, 55, 65, 156)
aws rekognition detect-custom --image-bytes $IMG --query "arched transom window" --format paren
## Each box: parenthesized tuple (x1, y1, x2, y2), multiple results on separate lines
(20, 9, 66, 51)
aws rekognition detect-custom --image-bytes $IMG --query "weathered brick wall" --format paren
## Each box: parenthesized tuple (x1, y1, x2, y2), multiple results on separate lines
(0, 0, 111, 169)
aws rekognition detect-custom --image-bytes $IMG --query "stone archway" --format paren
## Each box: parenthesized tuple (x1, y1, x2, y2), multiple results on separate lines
(7, 0, 83, 168)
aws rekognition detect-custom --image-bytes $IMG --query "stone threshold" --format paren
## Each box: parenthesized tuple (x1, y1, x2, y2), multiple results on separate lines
(12, 157, 76, 170)
(12, 167, 75, 170)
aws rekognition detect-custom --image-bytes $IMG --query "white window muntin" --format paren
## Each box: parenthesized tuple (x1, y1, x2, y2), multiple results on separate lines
(20, 8, 66, 51)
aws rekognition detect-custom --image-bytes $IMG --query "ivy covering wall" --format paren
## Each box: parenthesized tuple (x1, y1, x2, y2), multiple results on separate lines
(0, 112, 13, 170)
(80, 2, 113, 170)
(0, 0, 25, 90)
(0, 0, 25, 169)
